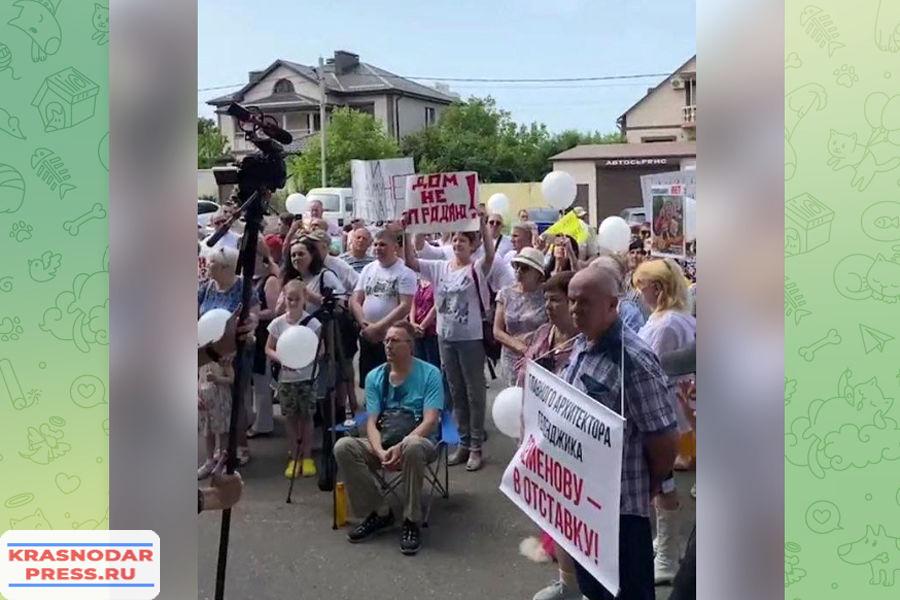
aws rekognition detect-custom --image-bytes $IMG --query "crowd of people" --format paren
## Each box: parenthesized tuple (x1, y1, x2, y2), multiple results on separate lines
(197, 195, 697, 600)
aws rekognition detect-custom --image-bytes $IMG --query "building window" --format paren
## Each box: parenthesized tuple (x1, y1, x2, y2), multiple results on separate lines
(425, 106, 436, 126)
(309, 112, 321, 132)
(684, 78, 695, 107)
(273, 78, 295, 94)
(641, 135, 677, 143)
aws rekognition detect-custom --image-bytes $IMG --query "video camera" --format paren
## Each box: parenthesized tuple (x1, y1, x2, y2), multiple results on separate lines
(212, 102, 290, 201)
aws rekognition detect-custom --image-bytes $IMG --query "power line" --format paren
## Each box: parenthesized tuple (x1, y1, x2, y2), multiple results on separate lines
(197, 71, 669, 93)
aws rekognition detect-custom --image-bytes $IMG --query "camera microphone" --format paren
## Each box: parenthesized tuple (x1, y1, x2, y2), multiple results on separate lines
(227, 102, 293, 145)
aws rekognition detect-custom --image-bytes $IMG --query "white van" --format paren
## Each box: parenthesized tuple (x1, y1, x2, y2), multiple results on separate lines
(306, 187, 353, 226)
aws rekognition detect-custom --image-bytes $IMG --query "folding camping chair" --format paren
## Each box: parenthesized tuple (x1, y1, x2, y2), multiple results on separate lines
(333, 409, 458, 527)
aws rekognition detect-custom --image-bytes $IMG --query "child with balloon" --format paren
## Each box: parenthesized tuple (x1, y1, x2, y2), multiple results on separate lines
(265, 279, 323, 479)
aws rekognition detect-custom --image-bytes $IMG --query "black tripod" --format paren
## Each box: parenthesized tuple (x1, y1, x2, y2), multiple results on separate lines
(206, 187, 265, 600)
(284, 285, 347, 531)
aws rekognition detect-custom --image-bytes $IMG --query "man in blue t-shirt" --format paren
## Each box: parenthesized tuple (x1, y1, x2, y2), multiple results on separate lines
(334, 321, 443, 556)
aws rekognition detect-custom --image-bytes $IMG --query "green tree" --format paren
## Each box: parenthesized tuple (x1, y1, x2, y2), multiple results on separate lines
(401, 97, 623, 182)
(287, 107, 401, 191)
(197, 117, 231, 168)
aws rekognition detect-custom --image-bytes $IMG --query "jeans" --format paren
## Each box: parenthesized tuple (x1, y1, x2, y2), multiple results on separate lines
(414, 334, 441, 370)
(575, 515, 655, 600)
(438, 338, 486, 450)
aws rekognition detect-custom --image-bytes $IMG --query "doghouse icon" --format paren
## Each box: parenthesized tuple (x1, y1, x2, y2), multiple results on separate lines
(31, 67, 99, 133)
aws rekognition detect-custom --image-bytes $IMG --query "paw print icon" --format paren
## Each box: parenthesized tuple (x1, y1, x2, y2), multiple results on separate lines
(834, 65, 860, 88)
(9, 221, 32, 242)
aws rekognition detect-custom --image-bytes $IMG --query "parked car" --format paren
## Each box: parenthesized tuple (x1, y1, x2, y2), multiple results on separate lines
(619, 206, 647, 226)
(306, 187, 353, 226)
(198, 199, 220, 227)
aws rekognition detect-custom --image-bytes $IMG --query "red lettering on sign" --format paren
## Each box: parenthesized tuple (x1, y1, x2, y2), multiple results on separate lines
(443, 174, 458, 187)
(427, 173, 442, 187)
(435, 188, 447, 203)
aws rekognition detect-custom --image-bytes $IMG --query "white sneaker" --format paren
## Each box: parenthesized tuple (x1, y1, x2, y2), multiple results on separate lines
(532, 580, 582, 600)
(197, 459, 216, 480)
(237, 447, 251, 466)
(654, 505, 681, 584)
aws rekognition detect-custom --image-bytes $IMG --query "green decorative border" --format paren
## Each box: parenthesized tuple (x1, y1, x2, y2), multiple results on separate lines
(786, 1, 900, 597)
(0, 0, 109, 554)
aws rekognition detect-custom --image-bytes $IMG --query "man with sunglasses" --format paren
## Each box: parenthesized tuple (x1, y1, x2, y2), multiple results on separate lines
(486, 213, 514, 258)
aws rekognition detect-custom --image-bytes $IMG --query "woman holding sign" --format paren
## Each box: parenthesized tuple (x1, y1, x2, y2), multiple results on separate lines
(403, 210, 496, 472)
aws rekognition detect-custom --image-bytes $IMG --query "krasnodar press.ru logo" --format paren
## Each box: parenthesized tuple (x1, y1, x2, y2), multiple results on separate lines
(0, 530, 160, 599)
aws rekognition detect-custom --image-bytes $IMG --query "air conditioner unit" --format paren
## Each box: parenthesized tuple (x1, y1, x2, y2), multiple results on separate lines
(671, 77, 685, 90)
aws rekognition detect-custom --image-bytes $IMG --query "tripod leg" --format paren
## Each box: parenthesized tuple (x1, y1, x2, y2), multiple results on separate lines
(285, 435, 302, 504)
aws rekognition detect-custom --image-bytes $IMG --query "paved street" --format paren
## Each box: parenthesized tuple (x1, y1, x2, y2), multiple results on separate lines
(199, 381, 693, 600)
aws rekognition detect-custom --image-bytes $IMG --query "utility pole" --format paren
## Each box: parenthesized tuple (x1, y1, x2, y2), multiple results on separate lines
(318, 56, 327, 187)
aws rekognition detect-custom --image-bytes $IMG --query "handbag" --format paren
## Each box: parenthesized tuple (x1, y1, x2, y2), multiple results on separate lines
(375, 370, 420, 449)
(471, 264, 502, 361)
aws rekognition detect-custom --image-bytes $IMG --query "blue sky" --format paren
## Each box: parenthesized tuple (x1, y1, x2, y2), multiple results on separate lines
(198, 0, 695, 133)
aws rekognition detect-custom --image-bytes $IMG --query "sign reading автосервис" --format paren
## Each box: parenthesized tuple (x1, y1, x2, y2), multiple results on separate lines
(0, 530, 160, 600)
(500, 362, 624, 595)
(402, 171, 480, 234)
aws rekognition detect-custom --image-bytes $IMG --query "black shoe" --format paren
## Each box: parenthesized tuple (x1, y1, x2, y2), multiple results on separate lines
(347, 511, 394, 543)
(400, 519, 421, 555)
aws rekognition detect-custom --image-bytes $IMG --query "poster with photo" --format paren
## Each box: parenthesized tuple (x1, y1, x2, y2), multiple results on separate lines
(650, 184, 686, 259)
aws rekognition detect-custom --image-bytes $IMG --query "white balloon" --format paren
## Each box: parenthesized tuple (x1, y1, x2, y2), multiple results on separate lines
(541, 171, 577, 211)
(487, 193, 511, 215)
(276, 325, 319, 370)
(597, 216, 631, 254)
(198, 308, 231, 347)
(684, 197, 697, 242)
(492, 386, 524, 439)
(285, 193, 307, 215)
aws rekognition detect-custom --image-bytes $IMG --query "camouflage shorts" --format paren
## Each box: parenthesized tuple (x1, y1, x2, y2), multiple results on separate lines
(276, 380, 316, 418)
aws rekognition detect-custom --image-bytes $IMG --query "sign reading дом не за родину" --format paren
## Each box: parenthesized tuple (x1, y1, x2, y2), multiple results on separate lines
(500, 362, 625, 596)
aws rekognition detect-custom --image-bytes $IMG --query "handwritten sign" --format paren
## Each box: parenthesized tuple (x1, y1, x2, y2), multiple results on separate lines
(402, 171, 480, 234)
(500, 362, 624, 595)
(351, 157, 415, 222)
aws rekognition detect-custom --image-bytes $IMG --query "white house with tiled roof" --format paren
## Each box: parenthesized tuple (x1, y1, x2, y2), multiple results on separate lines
(207, 50, 457, 157)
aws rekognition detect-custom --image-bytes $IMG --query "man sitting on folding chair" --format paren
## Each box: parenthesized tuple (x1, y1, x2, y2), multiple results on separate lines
(334, 320, 443, 555)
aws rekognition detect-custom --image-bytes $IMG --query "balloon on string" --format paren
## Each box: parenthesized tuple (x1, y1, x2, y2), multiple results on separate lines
(276, 325, 318, 369)
(684, 197, 697, 241)
(596, 216, 631, 254)
(541, 171, 577, 211)
(492, 386, 524, 439)
(285, 193, 307, 215)
(198, 308, 232, 347)
(487, 193, 511, 215)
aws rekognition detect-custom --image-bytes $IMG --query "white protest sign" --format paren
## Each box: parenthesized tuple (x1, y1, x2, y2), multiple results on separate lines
(402, 171, 480, 234)
(500, 362, 625, 595)
(351, 157, 415, 222)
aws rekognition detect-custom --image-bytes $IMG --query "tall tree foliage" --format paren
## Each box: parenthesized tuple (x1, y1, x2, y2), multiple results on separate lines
(197, 117, 231, 168)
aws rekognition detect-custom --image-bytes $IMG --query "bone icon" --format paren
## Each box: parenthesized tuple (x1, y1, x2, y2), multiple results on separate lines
(63, 203, 106, 236)
(799, 328, 841, 362)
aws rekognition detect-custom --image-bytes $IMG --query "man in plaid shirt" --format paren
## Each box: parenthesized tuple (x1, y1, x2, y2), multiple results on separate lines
(563, 266, 679, 600)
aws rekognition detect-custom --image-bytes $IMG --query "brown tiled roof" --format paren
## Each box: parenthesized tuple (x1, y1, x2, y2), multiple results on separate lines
(550, 141, 696, 161)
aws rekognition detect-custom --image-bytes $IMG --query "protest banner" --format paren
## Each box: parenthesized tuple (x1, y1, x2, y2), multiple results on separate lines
(350, 157, 415, 223)
(650, 183, 686, 259)
(402, 171, 480, 234)
(500, 362, 625, 595)
(543, 210, 588, 244)
(640, 170, 695, 218)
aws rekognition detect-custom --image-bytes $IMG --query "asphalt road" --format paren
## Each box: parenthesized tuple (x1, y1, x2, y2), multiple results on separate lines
(198, 379, 693, 600)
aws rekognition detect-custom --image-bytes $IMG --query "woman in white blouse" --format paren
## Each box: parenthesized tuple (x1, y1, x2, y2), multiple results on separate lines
(631, 258, 696, 585)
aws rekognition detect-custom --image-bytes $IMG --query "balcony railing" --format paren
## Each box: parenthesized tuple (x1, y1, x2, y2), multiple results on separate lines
(682, 105, 696, 127)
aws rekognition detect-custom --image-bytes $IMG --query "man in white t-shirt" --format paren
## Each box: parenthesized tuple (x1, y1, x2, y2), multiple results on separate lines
(486, 213, 514, 258)
(207, 210, 240, 250)
(350, 228, 418, 386)
(305, 229, 359, 293)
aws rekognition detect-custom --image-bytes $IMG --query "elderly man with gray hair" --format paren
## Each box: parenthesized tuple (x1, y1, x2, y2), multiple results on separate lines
(591, 253, 646, 333)
(563, 266, 679, 600)
(505, 220, 537, 261)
